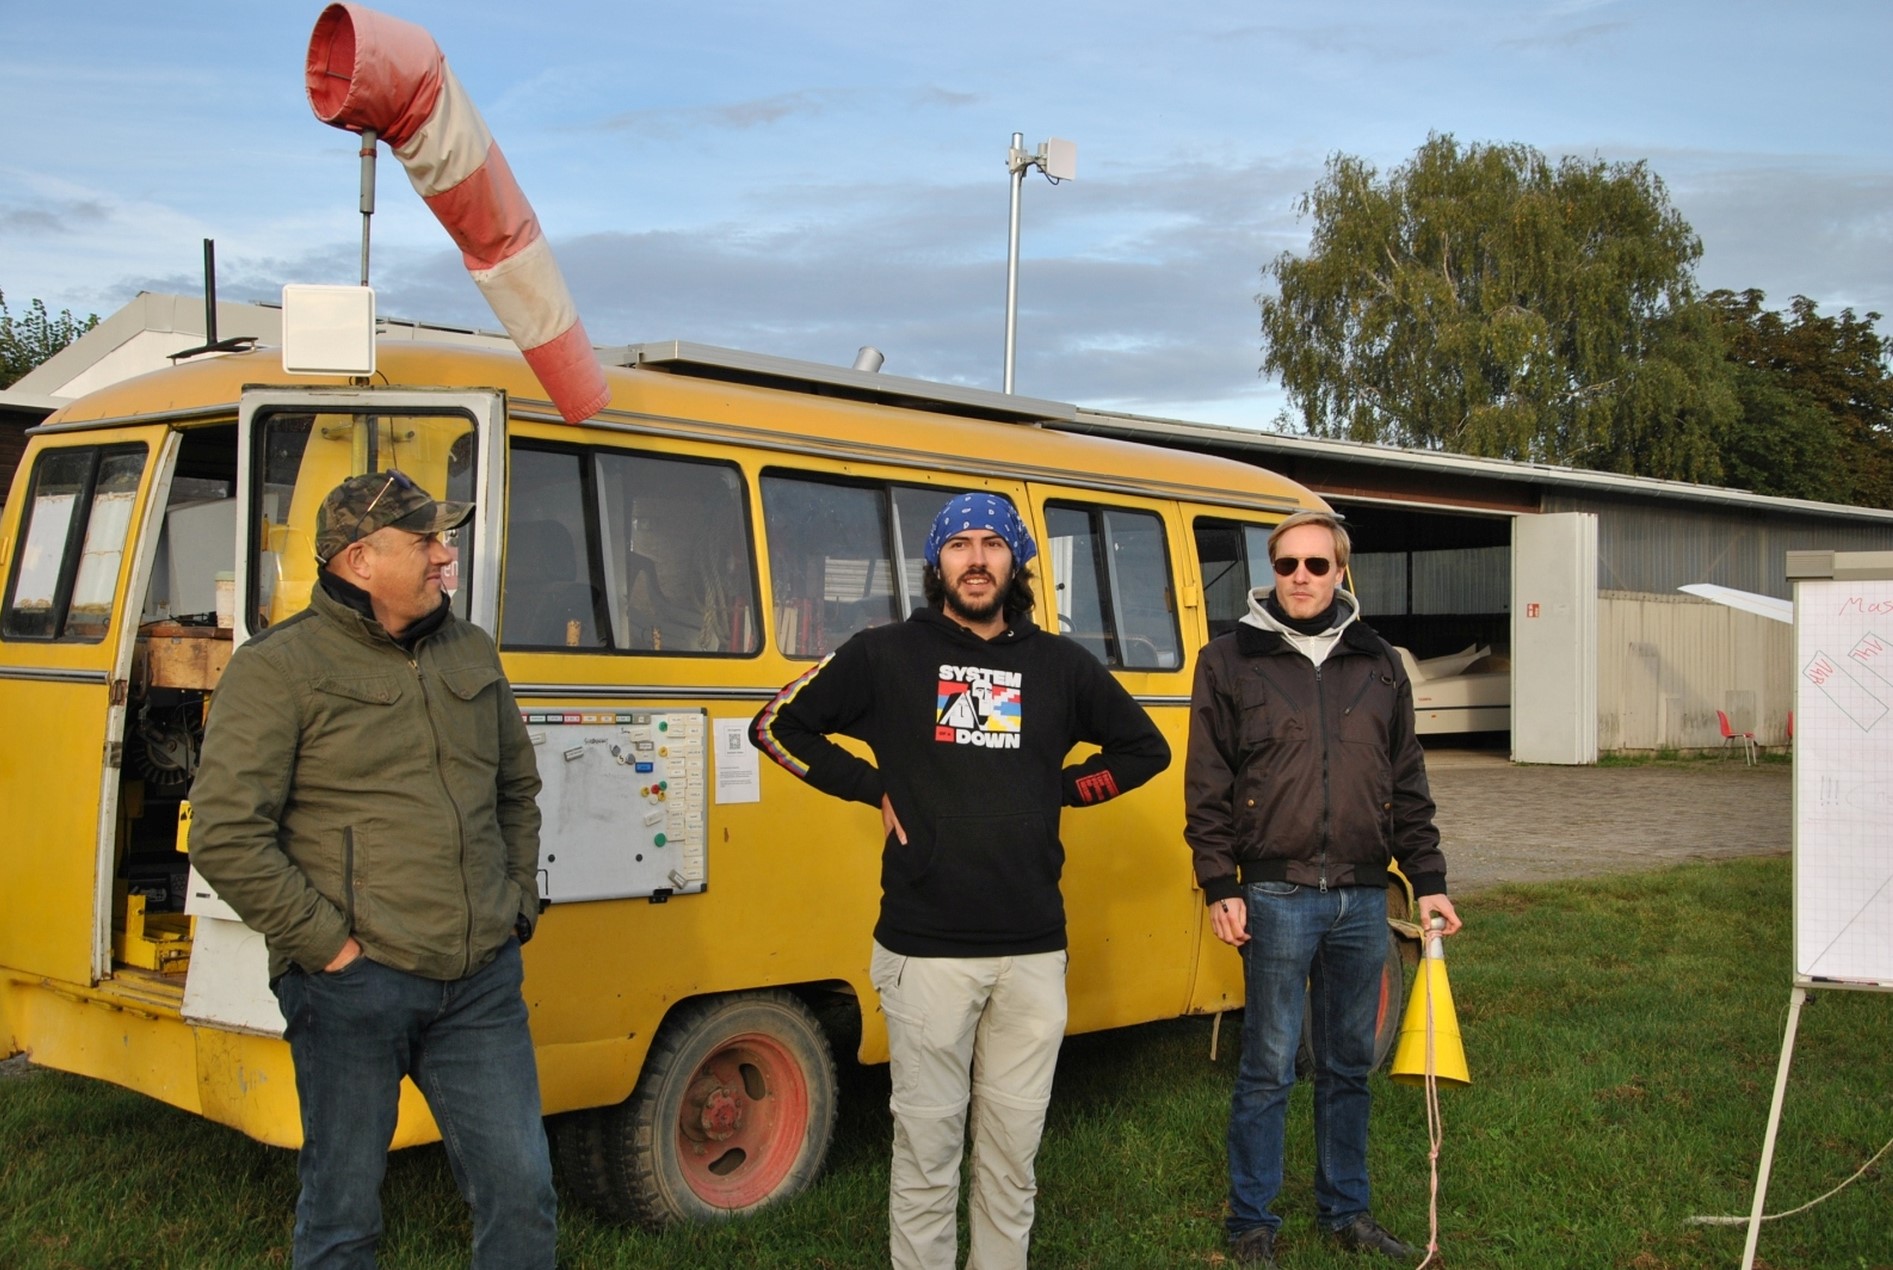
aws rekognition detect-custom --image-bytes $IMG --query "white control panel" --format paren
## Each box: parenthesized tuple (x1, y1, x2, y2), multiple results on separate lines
(523, 707, 708, 902)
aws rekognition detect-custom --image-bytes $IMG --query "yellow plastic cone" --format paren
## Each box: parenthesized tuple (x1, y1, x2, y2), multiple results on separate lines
(1390, 923, 1469, 1087)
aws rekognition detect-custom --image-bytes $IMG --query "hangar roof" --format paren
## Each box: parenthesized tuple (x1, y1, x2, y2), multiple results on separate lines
(1065, 406, 1893, 527)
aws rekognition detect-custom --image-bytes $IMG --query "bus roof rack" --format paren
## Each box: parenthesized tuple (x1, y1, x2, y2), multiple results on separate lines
(618, 340, 1078, 427)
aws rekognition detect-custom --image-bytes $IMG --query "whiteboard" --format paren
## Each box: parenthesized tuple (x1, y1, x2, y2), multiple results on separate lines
(1792, 574, 1893, 986)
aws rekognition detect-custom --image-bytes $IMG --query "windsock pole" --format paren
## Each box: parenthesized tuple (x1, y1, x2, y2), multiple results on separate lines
(304, 3, 610, 423)
(357, 126, 376, 287)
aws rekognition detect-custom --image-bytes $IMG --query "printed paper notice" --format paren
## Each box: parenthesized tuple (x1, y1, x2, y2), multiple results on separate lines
(713, 718, 761, 804)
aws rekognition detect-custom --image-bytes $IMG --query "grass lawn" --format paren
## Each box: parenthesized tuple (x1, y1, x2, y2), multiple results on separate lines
(2, 854, 1888, 1268)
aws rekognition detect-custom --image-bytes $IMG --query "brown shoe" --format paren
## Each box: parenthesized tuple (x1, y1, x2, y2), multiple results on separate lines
(1329, 1214, 1416, 1260)
(1229, 1225, 1278, 1268)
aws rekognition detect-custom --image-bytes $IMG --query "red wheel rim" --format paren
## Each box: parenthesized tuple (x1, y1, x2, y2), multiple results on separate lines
(1372, 954, 1401, 1062)
(672, 1029, 812, 1210)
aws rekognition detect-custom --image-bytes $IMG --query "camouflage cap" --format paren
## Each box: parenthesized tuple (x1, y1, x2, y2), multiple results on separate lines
(315, 469, 473, 565)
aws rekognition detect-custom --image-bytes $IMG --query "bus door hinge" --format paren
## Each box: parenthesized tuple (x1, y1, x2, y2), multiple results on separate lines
(110, 678, 129, 705)
(105, 741, 124, 770)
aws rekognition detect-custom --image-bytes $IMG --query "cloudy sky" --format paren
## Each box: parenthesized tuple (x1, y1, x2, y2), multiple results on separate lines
(4, 0, 1889, 426)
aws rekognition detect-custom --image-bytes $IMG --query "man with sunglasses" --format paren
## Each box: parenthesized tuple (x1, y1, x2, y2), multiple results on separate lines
(1183, 510, 1461, 1268)
(190, 470, 556, 1268)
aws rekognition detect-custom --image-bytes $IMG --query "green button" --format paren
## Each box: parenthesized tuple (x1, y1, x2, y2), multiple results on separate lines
(654, 833, 667, 847)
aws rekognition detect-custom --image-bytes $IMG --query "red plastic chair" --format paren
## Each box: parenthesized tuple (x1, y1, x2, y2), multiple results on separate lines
(1717, 710, 1757, 765)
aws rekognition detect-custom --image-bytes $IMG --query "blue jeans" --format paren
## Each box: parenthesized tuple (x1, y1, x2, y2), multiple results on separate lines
(272, 939, 557, 1269)
(1227, 882, 1387, 1238)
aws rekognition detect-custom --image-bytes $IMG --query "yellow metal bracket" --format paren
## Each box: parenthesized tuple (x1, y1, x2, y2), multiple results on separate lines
(112, 883, 192, 974)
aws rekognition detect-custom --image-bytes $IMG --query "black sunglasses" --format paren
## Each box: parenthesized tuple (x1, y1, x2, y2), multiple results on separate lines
(1271, 555, 1334, 577)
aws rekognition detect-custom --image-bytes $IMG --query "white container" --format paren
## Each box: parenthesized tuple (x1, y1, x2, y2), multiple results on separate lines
(214, 572, 235, 630)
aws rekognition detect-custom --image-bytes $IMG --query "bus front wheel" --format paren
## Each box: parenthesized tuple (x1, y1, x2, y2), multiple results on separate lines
(568, 989, 840, 1229)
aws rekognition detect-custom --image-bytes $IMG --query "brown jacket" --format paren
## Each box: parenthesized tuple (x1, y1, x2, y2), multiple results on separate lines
(1183, 615, 1446, 906)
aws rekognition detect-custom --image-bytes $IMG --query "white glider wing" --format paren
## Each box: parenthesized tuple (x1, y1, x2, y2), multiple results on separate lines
(1677, 583, 1794, 625)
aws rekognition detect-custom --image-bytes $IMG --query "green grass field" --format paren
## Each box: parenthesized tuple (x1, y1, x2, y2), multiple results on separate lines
(3, 854, 1888, 1268)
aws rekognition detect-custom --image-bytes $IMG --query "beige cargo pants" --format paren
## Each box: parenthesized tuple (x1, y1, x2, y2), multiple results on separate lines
(869, 941, 1069, 1270)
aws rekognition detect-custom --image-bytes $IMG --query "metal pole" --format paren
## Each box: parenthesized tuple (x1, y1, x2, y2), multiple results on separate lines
(358, 127, 378, 287)
(1003, 131, 1026, 394)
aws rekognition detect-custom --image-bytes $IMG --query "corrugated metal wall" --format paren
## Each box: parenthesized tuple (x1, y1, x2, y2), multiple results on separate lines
(1545, 491, 1893, 597)
(1598, 589, 1792, 752)
(1352, 547, 1510, 615)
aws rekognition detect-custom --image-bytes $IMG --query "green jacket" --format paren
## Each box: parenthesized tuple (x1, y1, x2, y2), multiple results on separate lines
(189, 582, 543, 981)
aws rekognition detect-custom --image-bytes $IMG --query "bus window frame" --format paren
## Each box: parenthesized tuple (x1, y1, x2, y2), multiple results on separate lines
(1042, 498, 1183, 671)
(236, 388, 505, 642)
(1, 442, 150, 643)
(501, 437, 762, 657)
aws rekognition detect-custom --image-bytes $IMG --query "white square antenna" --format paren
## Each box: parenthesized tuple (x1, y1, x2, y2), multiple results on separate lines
(1043, 138, 1077, 181)
(282, 284, 376, 376)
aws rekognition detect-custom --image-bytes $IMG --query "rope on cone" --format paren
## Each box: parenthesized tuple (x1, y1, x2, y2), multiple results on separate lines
(1415, 944, 1444, 1270)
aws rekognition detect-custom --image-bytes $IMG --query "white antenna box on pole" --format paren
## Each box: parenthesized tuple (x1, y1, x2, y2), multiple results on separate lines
(1043, 137, 1077, 181)
(281, 284, 377, 376)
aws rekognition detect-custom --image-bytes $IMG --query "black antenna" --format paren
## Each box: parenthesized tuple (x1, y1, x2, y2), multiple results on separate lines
(171, 237, 260, 361)
(204, 238, 219, 345)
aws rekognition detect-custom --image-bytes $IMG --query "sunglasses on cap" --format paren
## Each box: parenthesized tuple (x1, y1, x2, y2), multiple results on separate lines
(358, 469, 418, 523)
(1271, 555, 1334, 578)
(336, 470, 424, 555)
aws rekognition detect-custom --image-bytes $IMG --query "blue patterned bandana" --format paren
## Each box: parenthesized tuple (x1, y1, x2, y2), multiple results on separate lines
(923, 492, 1038, 568)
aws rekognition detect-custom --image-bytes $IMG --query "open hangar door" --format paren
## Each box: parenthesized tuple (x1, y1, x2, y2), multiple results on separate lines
(1333, 501, 1599, 763)
(1327, 500, 1515, 746)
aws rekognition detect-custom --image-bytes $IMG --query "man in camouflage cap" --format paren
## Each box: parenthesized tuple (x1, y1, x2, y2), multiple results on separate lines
(314, 467, 474, 565)
(191, 468, 556, 1267)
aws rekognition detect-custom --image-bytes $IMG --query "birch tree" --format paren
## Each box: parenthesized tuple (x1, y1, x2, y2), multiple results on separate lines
(1260, 134, 1737, 482)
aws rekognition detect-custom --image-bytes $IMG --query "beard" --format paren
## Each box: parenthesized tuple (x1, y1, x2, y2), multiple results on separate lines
(943, 568, 1010, 625)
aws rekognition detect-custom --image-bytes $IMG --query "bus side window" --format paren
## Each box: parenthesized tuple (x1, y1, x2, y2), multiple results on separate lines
(889, 485, 946, 620)
(2, 444, 147, 642)
(760, 474, 899, 658)
(1193, 517, 1275, 641)
(593, 448, 757, 654)
(251, 409, 477, 632)
(504, 447, 602, 649)
(1045, 502, 1180, 670)
(504, 442, 760, 655)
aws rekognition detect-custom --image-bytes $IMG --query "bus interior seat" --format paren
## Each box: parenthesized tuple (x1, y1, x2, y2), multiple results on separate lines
(504, 519, 601, 647)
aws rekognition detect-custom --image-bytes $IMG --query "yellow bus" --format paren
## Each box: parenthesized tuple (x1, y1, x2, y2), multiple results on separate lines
(0, 337, 1413, 1225)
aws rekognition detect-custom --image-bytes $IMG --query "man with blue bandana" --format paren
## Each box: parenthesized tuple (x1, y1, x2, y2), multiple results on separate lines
(753, 491, 1169, 1270)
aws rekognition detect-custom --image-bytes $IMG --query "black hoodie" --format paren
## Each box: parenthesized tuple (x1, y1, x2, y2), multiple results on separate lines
(752, 608, 1170, 957)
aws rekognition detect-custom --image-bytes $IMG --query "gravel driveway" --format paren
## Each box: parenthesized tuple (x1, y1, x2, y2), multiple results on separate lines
(1424, 748, 1791, 895)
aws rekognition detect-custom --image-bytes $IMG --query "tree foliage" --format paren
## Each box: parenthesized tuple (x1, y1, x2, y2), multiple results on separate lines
(1, 290, 100, 389)
(1261, 134, 1738, 482)
(1704, 288, 1893, 507)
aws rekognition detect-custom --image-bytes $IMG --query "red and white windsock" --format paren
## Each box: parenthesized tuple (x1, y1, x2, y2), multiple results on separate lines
(305, 3, 610, 424)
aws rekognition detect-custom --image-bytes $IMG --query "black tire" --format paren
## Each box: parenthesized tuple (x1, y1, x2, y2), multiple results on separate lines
(1293, 935, 1408, 1078)
(547, 1109, 616, 1214)
(589, 989, 839, 1229)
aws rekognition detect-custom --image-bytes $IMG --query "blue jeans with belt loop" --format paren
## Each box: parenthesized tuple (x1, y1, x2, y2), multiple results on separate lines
(1226, 881, 1387, 1239)
(271, 938, 557, 1269)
